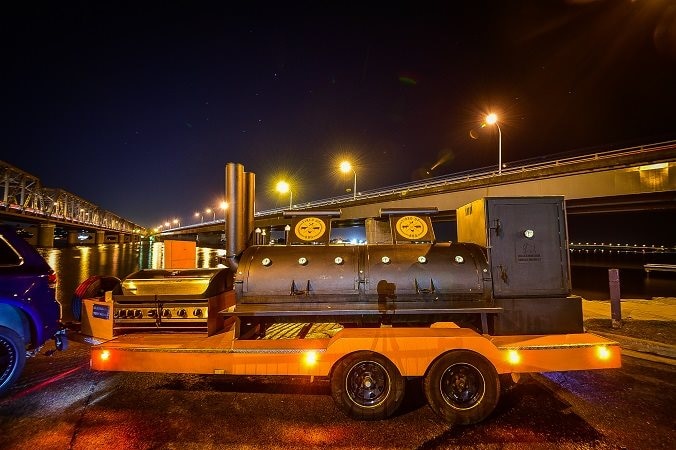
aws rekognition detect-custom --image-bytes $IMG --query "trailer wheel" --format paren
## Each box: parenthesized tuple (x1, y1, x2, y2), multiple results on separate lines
(423, 350, 500, 425)
(0, 326, 26, 396)
(331, 351, 405, 420)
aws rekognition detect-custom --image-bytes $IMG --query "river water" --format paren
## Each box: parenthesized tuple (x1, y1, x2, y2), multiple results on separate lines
(38, 242, 675, 323)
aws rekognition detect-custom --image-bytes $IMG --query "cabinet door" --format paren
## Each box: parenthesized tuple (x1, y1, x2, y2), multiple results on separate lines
(488, 200, 569, 297)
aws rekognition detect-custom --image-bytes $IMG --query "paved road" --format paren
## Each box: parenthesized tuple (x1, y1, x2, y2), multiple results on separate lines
(1, 337, 674, 450)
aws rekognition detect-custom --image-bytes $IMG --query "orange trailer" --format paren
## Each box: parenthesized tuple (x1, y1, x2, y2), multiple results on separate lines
(81, 169, 622, 424)
(87, 314, 620, 424)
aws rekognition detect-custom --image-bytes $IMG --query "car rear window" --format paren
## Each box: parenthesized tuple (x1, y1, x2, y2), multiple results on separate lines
(0, 237, 22, 266)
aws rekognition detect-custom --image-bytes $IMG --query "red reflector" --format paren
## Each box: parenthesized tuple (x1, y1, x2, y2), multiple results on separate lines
(48, 272, 58, 288)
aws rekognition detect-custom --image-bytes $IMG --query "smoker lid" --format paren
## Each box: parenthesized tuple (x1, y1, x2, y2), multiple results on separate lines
(123, 268, 224, 280)
(120, 268, 232, 298)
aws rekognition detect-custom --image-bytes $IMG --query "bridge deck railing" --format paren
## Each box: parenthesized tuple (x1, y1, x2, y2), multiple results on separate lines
(162, 140, 675, 233)
(253, 140, 676, 217)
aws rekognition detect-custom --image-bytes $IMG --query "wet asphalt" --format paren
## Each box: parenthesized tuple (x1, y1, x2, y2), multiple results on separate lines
(0, 335, 674, 450)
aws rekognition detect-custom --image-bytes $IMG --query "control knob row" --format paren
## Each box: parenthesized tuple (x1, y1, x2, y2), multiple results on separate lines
(117, 309, 143, 319)
(117, 308, 206, 319)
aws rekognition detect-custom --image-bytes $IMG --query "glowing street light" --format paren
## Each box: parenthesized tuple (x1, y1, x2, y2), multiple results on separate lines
(205, 208, 215, 221)
(194, 211, 203, 223)
(173, 218, 180, 227)
(484, 113, 502, 175)
(219, 201, 228, 222)
(339, 161, 357, 200)
(276, 180, 293, 209)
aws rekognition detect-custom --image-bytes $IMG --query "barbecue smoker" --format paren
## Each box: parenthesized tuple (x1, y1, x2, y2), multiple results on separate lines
(220, 163, 582, 337)
(79, 162, 582, 339)
(80, 162, 622, 426)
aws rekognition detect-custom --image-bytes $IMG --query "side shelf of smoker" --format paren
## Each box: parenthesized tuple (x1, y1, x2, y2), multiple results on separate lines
(220, 301, 503, 335)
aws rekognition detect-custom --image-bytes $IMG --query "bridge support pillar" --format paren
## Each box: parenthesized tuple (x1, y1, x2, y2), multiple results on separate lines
(67, 231, 79, 245)
(119, 233, 126, 243)
(95, 231, 105, 244)
(38, 223, 55, 248)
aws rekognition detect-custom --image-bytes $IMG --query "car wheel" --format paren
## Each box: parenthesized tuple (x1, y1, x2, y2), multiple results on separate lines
(0, 326, 26, 396)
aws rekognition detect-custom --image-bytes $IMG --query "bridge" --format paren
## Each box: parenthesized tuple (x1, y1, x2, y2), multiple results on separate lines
(159, 140, 675, 241)
(1, 160, 145, 247)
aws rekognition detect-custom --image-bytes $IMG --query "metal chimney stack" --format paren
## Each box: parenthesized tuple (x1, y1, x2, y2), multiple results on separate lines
(244, 171, 255, 247)
(225, 162, 255, 262)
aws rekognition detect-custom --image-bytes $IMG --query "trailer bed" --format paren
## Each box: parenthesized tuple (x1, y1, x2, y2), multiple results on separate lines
(90, 323, 621, 377)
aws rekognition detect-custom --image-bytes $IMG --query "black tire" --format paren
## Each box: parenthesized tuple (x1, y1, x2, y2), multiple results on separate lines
(423, 350, 500, 425)
(71, 276, 121, 321)
(330, 351, 405, 420)
(0, 326, 26, 396)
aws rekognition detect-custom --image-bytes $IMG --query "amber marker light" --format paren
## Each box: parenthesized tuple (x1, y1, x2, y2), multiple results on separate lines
(303, 351, 319, 367)
(596, 345, 611, 361)
(100, 350, 111, 361)
(506, 349, 521, 365)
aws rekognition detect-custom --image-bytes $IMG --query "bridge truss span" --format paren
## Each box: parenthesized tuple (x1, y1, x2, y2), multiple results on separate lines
(1, 160, 144, 234)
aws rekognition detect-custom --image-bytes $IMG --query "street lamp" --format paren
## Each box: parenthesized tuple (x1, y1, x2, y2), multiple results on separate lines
(205, 208, 215, 221)
(219, 201, 228, 222)
(194, 212, 203, 223)
(173, 218, 180, 227)
(276, 181, 293, 209)
(339, 161, 357, 200)
(484, 113, 502, 175)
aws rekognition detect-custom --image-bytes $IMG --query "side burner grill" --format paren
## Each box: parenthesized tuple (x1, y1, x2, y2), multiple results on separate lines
(113, 268, 234, 333)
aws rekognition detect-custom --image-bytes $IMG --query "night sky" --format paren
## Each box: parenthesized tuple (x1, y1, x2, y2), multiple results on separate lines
(4, 1, 675, 227)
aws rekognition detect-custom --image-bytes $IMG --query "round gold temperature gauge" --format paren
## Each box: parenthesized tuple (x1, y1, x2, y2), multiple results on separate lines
(395, 216, 428, 240)
(295, 217, 326, 241)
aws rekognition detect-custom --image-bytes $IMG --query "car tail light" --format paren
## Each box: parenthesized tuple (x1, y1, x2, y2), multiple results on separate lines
(48, 271, 58, 289)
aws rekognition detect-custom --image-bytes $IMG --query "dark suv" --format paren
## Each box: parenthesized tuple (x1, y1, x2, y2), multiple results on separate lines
(0, 225, 66, 395)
